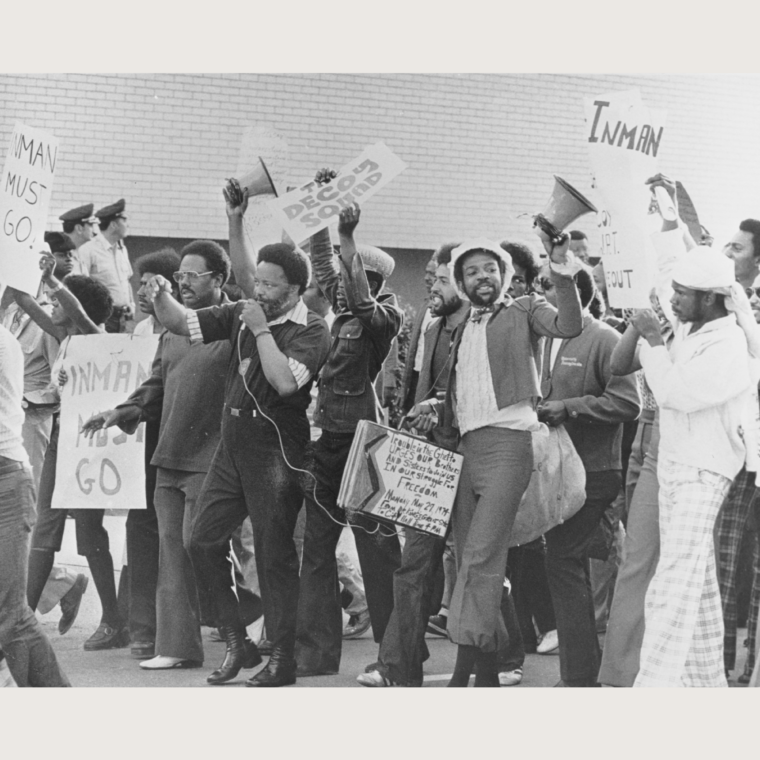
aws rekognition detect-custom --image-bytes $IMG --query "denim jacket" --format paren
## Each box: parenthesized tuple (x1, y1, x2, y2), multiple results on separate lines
(310, 229, 404, 433)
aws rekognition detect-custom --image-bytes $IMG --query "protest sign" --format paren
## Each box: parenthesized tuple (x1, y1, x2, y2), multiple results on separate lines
(52, 334, 159, 510)
(584, 91, 667, 308)
(268, 142, 407, 245)
(338, 421, 462, 538)
(0, 123, 59, 294)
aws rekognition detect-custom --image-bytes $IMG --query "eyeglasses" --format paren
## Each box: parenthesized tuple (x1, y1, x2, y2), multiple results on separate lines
(172, 270, 215, 283)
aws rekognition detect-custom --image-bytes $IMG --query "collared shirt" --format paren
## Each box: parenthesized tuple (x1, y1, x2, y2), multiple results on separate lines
(641, 314, 753, 479)
(455, 317, 539, 436)
(77, 233, 134, 309)
(187, 297, 331, 433)
(188, 298, 312, 389)
(2, 295, 61, 406)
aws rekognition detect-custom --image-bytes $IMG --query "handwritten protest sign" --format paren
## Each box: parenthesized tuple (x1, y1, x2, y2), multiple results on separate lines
(268, 142, 407, 245)
(584, 90, 667, 308)
(0, 123, 59, 294)
(53, 334, 159, 510)
(338, 421, 462, 537)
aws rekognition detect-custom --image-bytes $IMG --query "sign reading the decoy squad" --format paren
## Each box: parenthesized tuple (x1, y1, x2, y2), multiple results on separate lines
(53, 334, 159, 510)
(584, 91, 667, 309)
(0, 123, 59, 294)
(268, 142, 407, 244)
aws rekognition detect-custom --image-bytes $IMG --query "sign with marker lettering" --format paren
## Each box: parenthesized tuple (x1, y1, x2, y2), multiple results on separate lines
(53, 334, 159, 510)
(584, 91, 667, 308)
(267, 142, 407, 244)
(338, 420, 462, 537)
(0, 123, 59, 294)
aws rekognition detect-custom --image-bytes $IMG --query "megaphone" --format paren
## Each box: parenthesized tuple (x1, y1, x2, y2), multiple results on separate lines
(236, 156, 278, 198)
(534, 175, 597, 244)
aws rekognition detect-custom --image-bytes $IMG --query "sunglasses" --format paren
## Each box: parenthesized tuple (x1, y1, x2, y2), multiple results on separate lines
(172, 270, 215, 283)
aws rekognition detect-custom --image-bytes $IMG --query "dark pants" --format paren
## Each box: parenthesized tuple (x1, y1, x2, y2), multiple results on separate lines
(29, 416, 111, 557)
(296, 430, 401, 674)
(125, 420, 159, 642)
(188, 413, 304, 656)
(378, 527, 446, 685)
(509, 538, 557, 652)
(499, 584, 526, 672)
(545, 469, 622, 684)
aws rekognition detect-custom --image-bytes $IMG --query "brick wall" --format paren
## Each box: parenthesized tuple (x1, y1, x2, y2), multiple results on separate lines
(1, 73, 759, 261)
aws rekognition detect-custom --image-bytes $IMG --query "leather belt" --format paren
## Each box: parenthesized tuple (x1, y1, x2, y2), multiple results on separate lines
(228, 407, 257, 418)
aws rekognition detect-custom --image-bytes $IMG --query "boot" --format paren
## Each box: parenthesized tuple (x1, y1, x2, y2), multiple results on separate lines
(206, 625, 262, 685)
(246, 645, 297, 688)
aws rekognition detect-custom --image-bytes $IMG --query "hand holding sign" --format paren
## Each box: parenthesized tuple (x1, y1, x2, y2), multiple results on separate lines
(630, 308, 664, 345)
(39, 252, 56, 283)
(268, 142, 407, 245)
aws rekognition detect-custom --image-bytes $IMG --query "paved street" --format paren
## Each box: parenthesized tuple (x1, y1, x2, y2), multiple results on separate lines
(43, 515, 752, 688)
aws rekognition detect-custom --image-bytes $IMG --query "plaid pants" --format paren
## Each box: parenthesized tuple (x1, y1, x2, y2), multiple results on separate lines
(716, 466, 760, 671)
(747, 539, 760, 673)
(635, 458, 731, 687)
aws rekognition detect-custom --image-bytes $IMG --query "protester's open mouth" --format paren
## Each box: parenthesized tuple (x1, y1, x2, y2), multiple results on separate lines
(430, 295, 442, 307)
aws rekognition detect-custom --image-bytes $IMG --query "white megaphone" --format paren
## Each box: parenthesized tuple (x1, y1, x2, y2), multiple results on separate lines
(236, 156, 278, 198)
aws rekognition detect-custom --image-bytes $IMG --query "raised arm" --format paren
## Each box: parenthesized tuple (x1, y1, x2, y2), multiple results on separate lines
(7, 285, 65, 341)
(147, 275, 191, 336)
(610, 322, 642, 375)
(39, 254, 101, 335)
(224, 179, 257, 299)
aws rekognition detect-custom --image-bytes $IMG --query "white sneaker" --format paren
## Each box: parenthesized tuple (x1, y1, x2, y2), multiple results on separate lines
(498, 668, 523, 687)
(537, 629, 559, 654)
(356, 669, 397, 687)
(139, 655, 200, 670)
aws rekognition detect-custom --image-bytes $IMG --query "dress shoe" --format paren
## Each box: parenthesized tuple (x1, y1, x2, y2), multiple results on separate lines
(59, 574, 89, 635)
(207, 625, 261, 685)
(84, 622, 130, 651)
(140, 656, 202, 670)
(131, 641, 155, 659)
(246, 647, 296, 687)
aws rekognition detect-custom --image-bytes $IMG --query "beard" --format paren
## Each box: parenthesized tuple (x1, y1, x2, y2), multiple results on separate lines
(430, 293, 463, 317)
(257, 292, 292, 320)
(464, 278, 501, 308)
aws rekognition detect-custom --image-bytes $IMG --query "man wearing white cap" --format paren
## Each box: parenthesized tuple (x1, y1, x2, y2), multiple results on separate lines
(631, 247, 756, 687)
(409, 232, 583, 686)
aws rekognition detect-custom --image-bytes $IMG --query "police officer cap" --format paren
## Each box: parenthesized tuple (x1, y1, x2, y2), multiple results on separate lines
(44, 231, 76, 254)
(58, 203, 98, 224)
(96, 198, 126, 219)
(356, 244, 395, 280)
